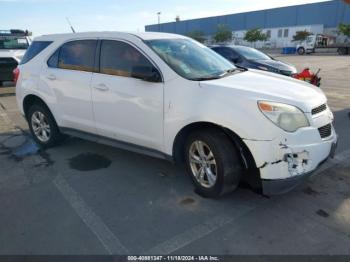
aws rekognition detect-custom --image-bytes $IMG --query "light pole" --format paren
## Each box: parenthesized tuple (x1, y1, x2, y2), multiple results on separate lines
(157, 12, 161, 32)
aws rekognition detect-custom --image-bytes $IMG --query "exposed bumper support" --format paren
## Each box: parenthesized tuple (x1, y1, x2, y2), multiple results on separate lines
(262, 137, 337, 195)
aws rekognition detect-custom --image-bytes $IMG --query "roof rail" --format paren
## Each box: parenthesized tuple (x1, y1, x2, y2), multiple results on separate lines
(0, 29, 30, 37)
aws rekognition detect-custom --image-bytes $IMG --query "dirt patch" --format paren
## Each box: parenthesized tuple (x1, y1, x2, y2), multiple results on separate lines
(303, 186, 320, 196)
(68, 153, 111, 171)
(179, 197, 196, 206)
(316, 209, 330, 218)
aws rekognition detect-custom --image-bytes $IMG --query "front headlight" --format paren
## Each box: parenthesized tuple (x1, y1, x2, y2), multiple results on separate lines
(258, 101, 310, 132)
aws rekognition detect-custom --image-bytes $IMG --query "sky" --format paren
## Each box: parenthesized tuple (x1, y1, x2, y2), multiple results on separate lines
(1, 0, 330, 36)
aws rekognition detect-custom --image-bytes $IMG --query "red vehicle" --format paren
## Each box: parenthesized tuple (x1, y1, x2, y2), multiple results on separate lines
(292, 68, 321, 87)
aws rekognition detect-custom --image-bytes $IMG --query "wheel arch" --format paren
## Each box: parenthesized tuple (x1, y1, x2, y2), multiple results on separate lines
(172, 122, 255, 168)
(23, 94, 55, 121)
(172, 121, 262, 192)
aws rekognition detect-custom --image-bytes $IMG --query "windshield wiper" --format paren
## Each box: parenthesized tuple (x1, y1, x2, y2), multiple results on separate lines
(191, 76, 221, 81)
(191, 68, 242, 81)
(219, 68, 239, 77)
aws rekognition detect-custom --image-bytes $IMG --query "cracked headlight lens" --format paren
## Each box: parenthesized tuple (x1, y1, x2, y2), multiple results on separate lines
(258, 101, 310, 132)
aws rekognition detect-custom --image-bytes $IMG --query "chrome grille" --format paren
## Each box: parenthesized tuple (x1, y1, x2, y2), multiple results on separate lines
(318, 124, 332, 139)
(312, 104, 327, 115)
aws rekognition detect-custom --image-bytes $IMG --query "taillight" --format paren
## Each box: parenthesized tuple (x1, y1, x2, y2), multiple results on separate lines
(13, 67, 20, 85)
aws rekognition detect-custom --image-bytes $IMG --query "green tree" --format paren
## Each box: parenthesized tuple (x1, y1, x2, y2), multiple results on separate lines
(244, 28, 268, 45)
(338, 23, 350, 37)
(186, 30, 206, 43)
(292, 30, 312, 42)
(213, 24, 232, 43)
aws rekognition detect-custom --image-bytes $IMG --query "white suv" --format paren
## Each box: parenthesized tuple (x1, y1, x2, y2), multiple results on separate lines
(15, 32, 337, 197)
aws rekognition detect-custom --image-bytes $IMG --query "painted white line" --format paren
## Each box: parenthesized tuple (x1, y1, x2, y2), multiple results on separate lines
(145, 207, 254, 255)
(145, 148, 350, 255)
(0, 112, 11, 123)
(53, 174, 129, 254)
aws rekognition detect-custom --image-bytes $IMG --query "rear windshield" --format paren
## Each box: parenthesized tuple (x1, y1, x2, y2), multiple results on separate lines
(0, 37, 29, 50)
(20, 41, 52, 64)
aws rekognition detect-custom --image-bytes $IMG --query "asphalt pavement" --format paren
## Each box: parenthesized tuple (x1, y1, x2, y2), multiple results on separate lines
(0, 54, 349, 255)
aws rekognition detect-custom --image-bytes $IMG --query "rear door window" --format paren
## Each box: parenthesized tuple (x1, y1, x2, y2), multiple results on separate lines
(20, 41, 52, 64)
(58, 40, 97, 72)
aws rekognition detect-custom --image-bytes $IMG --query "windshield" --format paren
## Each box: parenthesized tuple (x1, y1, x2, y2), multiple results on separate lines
(233, 46, 271, 61)
(146, 39, 236, 81)
(0, 37, 29, 50)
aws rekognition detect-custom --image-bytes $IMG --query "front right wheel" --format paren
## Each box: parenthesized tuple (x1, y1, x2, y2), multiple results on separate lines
(185, 129, 243, 198)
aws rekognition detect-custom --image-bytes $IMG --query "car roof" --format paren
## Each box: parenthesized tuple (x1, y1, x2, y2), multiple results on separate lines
(209, 45, 251, 49)
(35, 31, 187, 42)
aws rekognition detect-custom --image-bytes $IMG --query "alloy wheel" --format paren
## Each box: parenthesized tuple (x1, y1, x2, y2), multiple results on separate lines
(189, 140, 218, 188)
(31, 111, 51, 142)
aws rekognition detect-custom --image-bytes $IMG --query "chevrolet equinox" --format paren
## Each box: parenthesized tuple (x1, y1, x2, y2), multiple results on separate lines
(15, 32, 338, 197)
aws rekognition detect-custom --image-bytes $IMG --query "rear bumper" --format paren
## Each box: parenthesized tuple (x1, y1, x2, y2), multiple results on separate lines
(0, 59, 17, 82)
(0, 71, 14, 82)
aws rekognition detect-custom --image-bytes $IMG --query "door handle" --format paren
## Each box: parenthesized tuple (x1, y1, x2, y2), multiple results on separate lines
(94, 83, 109, 91)
(46, 74, 56, 81)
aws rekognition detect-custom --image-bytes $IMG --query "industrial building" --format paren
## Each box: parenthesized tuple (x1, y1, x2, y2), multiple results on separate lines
(145, 0, 350, 48)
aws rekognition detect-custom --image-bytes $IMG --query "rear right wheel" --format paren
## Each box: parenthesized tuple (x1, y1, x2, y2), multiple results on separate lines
(184, 129, 243, 198)
(27, 104, 63, 148)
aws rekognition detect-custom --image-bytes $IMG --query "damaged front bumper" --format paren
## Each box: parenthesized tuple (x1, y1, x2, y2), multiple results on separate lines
(244, 124, 338, 195)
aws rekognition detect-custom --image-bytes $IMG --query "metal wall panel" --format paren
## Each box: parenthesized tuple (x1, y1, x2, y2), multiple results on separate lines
(145, 0, 350, 35)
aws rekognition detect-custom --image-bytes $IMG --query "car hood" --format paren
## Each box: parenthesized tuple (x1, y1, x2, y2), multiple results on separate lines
(253, 59, 297, 73)
(200, 69, 326, 112)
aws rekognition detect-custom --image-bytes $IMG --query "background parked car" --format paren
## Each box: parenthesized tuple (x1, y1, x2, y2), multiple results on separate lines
(0, 29, 30, 86)
(210, 45, 297, 77)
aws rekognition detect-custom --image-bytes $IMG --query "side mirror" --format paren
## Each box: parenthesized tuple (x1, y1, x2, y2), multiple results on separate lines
(131, 66, 162, 83)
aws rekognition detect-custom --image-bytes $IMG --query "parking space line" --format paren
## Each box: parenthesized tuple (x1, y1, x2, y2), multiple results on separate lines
(145, 207, 254, 255)
(53, 174, 130, 255)
(145, 149, 350, 255)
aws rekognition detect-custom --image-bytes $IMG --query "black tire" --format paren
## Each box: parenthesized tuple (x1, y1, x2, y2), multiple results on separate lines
(297, 47, 305, 55)
(27, 103, 63, 148)
(184, 128, 243, 198)
(338, 47, 348, 55)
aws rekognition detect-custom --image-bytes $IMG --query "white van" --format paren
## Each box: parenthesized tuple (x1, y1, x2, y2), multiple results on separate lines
(15, 32, 337, 197)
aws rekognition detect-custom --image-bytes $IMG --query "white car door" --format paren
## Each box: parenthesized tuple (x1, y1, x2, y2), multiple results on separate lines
(43, 39, 98, 134)
(90, 39, 164, 151)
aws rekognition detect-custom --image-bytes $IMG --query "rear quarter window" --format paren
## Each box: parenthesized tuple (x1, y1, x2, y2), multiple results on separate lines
(20, 41, 52, 64)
